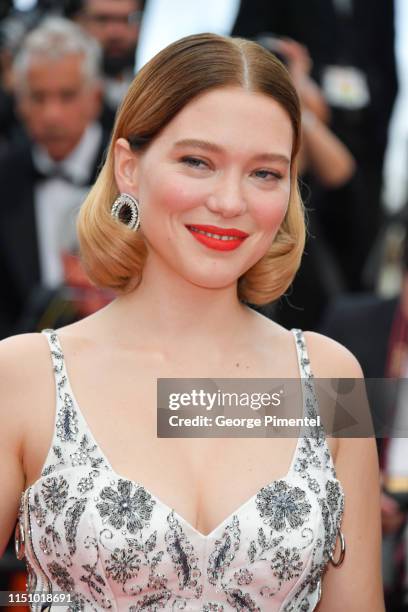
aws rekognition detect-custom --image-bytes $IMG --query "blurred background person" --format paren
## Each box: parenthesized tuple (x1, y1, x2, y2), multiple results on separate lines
(0, 0, 33, 152)
(0, 16, 109, 340)
(65, 0, 144, 130)
(16, 205, 115, 334)
(313, 0, 397, 293)
(320, 215, 408, 611)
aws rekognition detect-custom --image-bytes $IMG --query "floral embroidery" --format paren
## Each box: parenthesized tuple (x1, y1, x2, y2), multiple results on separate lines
(105, 545, 141, 583)
(71, 434, 105, 470)
(80, 561, 109, 607)
(270, 547, 303, 581)
(234, 568, 253, 585)
(39, 535, 52, 555)
(225, 588, 261, 611)
(96, 479, 156, 532)
(41, 445, 66, 478)
(326, 480, 342, 515)
(17, 328, 345, 611)
(29, 493, 47, 527)
(41, 476, 69, 514)
(130, 589, 171, 610)
(256, 481, 312, 531)
(66, 593, 87, 611)
(47, 560, 75, 591)
(77, 475, 95, 494)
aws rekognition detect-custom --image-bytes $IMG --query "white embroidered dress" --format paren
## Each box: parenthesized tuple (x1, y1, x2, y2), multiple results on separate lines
(16, 328, 344, 611)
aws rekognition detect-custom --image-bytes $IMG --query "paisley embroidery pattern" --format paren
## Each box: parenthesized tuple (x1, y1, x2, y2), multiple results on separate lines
(16, 328, 344, 610)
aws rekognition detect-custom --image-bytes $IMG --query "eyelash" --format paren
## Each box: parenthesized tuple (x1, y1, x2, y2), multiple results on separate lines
(253, 169, 283, 181)
(181, 156, 208, 169)
(180, 156, 283, 180)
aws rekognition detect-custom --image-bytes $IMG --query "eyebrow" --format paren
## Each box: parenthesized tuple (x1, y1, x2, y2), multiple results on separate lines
(173, 138, 290, 165)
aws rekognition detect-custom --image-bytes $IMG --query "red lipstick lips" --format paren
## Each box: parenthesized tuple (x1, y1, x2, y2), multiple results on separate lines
(186, 224, 249, 251)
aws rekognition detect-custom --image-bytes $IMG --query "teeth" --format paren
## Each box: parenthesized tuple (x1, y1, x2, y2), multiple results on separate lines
(189, 227, 241, 241)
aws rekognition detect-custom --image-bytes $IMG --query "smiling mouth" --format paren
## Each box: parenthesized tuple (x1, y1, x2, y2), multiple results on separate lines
(189, 227, 238, 241)
(185, 224, 249, 251)
(186, 224, 249, 239)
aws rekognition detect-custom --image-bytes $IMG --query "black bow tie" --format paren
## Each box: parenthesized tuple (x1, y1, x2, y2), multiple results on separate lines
(31, 162, 90, 187)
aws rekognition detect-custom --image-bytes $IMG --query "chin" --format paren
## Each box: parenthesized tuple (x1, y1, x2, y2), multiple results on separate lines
(184, 270, 242, 292)
(45, 145, 71, 162)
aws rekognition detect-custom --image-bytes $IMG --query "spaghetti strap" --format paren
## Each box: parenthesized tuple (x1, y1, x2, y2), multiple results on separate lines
(42, 328, 66, 377)
(41, 328, 80, 445)
(291, 328, 313, 378)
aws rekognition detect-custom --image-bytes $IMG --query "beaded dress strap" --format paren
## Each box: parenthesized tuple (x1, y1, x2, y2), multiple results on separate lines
(291, 328, 313, 378)
(41, 328, 81, 447)
(42, 328, 68, 380)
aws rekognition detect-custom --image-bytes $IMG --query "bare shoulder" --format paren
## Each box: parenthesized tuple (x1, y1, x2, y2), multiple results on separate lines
(303, 330, 364, 378)
(303, 331, 374, 468)
(0, 331, 51, 378)
(0, 332, 53, 423)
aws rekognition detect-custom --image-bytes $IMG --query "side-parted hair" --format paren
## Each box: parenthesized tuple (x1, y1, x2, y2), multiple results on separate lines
(77, 33, 306, 305)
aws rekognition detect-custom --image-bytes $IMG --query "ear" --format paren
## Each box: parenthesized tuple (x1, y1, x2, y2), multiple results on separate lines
(114, 137, 140, 196)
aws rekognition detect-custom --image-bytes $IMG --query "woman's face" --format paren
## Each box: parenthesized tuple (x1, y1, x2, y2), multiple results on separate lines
(115, 86, 294, 290)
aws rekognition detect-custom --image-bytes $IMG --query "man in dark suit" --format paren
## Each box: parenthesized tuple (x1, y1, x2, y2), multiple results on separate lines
(65, 0, 143, 131)
(0, 17, 109, 340)
(320, 228, 408, 611)
(319, 292, 397, 378)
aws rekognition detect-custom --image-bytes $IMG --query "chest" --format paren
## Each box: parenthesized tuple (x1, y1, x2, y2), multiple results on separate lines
(20, 406, 344, 611)
(24, 333, 338, 537)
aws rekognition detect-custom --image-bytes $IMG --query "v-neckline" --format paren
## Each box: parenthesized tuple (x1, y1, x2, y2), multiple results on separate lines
(34, 328, 308, 539)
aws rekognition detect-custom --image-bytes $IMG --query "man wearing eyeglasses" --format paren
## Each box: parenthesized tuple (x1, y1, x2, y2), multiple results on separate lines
(67, 0, 143, 128)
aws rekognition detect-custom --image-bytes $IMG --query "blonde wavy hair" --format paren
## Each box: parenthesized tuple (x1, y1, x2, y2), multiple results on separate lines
(77, 33, 306, 306)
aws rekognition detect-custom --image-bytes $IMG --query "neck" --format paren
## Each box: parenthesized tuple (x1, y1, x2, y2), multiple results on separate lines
(101, 253, 253, 354)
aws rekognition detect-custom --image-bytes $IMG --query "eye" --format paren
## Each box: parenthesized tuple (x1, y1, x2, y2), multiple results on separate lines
(253, 169, 283, 181)
(60, 90, 77, 102)
(30, 92, 45, 104)
(180, 156, 209, 169)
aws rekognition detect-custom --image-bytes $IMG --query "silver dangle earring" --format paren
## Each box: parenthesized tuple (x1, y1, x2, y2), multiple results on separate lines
(111, 193, 140, 231)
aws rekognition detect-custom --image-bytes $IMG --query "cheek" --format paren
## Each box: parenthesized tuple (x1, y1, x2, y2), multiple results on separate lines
(252, 192, 289, 233)
(142, 174, 205, 214)
(72, 100, 90, 123)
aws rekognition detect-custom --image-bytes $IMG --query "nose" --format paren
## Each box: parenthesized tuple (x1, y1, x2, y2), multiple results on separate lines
(105, 21, 126, 38)
(205, 172, 247, 218)
(43, 99, 64, 124)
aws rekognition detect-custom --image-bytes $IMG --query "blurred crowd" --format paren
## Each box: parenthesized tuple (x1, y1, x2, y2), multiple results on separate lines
(0, 0, 407, 610)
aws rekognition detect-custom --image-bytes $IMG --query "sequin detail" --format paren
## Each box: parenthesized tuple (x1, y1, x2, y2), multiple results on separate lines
(15, 328, 344, 611)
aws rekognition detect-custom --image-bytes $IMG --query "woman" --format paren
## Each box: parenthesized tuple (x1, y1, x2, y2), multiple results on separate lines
(0, 33, 383, 610)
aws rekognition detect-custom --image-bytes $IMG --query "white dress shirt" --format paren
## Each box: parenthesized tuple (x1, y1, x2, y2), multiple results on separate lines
(33, 121, 103, 289)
